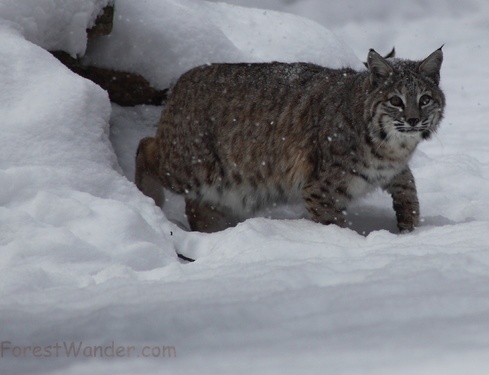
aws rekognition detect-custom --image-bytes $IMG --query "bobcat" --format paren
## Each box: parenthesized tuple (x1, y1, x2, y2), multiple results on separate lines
(136, 48, 445, 233)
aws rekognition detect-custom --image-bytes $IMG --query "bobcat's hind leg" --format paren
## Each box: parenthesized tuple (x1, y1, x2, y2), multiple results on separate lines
(135, 137, 164, 207)
(185, 198, 240, 233)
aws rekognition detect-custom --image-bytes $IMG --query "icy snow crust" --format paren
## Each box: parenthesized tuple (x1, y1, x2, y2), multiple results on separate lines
(2, 0, 489, 374)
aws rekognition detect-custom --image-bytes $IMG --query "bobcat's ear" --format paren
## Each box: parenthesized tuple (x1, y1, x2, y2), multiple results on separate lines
(418, 46, 443, 85)
(367, 49, 393, 86)
(363, 47, 395, 68)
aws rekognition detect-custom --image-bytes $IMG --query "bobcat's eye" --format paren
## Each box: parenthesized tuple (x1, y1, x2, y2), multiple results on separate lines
(389, 96, 404, 107)
(419, 94, 432, 107)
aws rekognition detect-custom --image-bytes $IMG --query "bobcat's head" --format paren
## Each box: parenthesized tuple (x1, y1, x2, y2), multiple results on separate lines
(365, 47, 445, 144)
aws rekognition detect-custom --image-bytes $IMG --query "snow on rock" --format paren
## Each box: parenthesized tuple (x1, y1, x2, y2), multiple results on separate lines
(84, 0, 363, 89)
(0, 0, 112, 56)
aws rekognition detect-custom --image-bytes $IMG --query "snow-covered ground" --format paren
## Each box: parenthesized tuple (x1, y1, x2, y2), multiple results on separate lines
(2, 0, 489, 374)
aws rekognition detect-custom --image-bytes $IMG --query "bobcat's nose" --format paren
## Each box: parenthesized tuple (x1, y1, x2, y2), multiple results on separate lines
(407, 118, 420, 127)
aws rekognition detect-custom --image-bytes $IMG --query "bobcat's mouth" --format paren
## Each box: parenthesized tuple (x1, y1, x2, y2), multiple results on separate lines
(394, 120, 431, 135)
(396, 127, 422, 133)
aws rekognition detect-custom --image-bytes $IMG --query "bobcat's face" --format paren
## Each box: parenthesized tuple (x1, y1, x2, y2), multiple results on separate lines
(366, 48, 445, 143)
(376, 78, 445, 141)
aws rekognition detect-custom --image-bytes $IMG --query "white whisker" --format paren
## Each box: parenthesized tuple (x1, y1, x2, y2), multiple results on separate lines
(374, 129, 393, 153)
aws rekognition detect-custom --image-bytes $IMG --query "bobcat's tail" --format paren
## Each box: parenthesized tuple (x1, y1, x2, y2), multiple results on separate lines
(135, 137, 164, 207)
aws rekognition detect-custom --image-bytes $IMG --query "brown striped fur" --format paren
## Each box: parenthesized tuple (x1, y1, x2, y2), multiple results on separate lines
(136, 48, 445, 232)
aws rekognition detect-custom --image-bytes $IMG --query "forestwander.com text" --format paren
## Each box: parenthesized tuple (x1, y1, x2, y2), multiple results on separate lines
(0, 341, 177, 359)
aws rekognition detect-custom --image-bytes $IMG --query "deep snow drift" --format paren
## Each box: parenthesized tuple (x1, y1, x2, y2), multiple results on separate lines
(2, 0, 489, 374)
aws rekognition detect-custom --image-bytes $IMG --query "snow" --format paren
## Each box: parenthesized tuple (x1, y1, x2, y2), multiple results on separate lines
(0, 0, 112, 56)
(1, 0, 489, 374)
(84, 0, 362, 89)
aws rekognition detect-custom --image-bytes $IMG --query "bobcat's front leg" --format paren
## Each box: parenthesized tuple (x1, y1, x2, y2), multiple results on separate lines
(384, 167, 420, 233)
(303, 181, 348, 228)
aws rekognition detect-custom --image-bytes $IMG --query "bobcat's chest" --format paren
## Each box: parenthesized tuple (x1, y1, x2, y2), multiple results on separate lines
(347, 153, 407, 198)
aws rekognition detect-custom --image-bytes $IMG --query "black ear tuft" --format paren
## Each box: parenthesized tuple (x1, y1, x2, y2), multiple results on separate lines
(367, 49, 393, 86)
(418, 47, 444, 85)
(384, 47, 396, 59)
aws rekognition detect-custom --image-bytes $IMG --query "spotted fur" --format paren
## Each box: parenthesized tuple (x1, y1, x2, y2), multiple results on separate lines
(136, 48, 445, 232)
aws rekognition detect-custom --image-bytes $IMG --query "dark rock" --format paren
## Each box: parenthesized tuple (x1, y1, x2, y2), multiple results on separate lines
(51, 4, 167, 107)
(87, 4, 114, 39)
(52, 51, 168, 106)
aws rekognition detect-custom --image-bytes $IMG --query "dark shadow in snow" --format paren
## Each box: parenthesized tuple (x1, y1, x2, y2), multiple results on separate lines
(419, 215, 459, 227)
(345, 206, 460, 236)
(256, 202, 400, 236)
(346, 205, 398, 236)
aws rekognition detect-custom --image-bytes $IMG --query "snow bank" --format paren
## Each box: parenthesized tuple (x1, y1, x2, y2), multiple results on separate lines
(84, 0, 363, 89)
(0, 0, 111, 56)
(0, 11, 176, 301)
